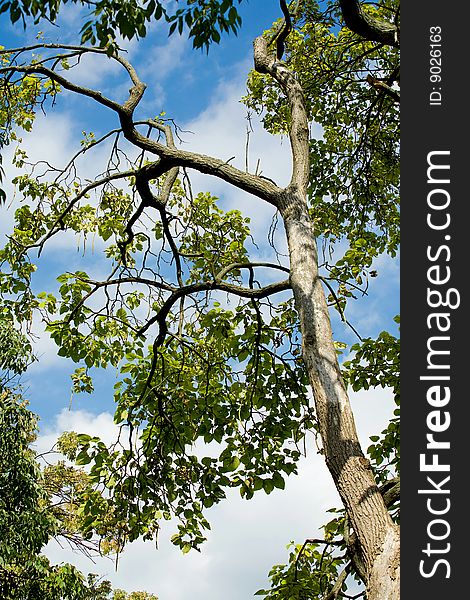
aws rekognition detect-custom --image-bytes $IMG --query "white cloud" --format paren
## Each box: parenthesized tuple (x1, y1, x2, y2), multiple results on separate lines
(39, 406, 337, 598)
(60, 51, 126, 91)
(35, 408, 119, 455)
(140, 33, 189, 83)
(38, 385, 394, 599)
(351, 386, 396, 447)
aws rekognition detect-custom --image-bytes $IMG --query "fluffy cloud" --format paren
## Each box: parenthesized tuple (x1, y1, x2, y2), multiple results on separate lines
(39, 409, 336, 598)
(39, 387, 394, 599)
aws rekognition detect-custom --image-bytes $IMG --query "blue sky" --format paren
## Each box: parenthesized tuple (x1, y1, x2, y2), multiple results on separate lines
(1, 3, 399, 598)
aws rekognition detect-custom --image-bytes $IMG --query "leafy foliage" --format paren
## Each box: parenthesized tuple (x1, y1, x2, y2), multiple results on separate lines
(343, 316, 400, 486)
(0, 0, 243, 51)
(1, 45, 57, 203)
(0, 1, 400, 596)
(255, 520, 352, 599)
(0, 391, 160, 599)
(0, 392, 83, 599)
(0, 319, 33, 387)
(0, 326, 158, 598)
(245, 0, 400, 309)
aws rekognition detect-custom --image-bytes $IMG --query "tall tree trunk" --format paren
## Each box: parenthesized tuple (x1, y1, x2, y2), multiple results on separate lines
(253, 29, 400, 597)
(281, 192, 400, 599)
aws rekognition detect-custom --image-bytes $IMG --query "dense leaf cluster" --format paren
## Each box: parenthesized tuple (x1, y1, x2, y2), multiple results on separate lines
(0, 0, 243, 51)
(0, 392, 160, 599)
(343, 317, 400, 487)
(1, 46, 55, 203)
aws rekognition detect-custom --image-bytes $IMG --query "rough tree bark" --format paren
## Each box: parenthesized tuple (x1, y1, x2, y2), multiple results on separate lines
(339, 0, 399, 47)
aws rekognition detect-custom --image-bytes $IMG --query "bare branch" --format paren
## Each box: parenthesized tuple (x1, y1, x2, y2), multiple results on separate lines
(121, 124, 283, 206)
(215, 261, 290, 280)
(2, 44, 283, 207)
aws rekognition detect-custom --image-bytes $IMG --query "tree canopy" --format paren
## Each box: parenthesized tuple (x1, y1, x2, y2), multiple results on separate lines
(0, 1, 400, 598)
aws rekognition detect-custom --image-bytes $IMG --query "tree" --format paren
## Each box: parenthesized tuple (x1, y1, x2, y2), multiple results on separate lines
(0, 0, 244, 51)
(0, 1, 400, 598)
(0, 334, 159, 599)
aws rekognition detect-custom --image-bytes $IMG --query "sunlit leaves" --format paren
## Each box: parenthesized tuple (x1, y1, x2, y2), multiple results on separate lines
(175, 190, 251, 283)
(0, 320, 33, 384)
(244, 1, 400, 303)
(1, 160, 313, 553)
(1, 49, 55, 202)
(0, 393, 159, 598)
(0, 166, 313, 552)
(255, 530, 348, 599)
(69, 296, 310, 551)
(1, 0, 244, 51)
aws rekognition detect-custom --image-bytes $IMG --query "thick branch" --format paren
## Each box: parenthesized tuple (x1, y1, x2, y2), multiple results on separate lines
(366, 75, 400, 103)
(2, 47, 283, 207)
(133, 161, 182, 284)
(1, 44, 146, 114)
(215, 261, 290, 280)
(0, 43, 109, 57)
(121, 158, 176, 253)
(338, 0, 399, 47)
(121, 124, 282, 206)
(253, 36, 309, 195)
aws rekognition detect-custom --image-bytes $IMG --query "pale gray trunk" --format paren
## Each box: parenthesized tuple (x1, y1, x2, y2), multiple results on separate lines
(280, 192, 400, 599)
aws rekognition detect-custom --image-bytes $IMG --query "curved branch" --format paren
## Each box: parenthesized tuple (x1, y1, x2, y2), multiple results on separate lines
(121, 124, 283, 206)
(338, 0, 399, 47)
(0, 43, 109, 57)
(137, 279, 291, 337)
(2, 46, 283, 207)
(65, 272, 173, 326)
(1, 43, 146, 113)
(130, 158, 181, 282)
(137, 120, 183, 285)
(215, 261, 290, 280)
(366, 75, 400, 103)
(275, 0, 292, 60)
